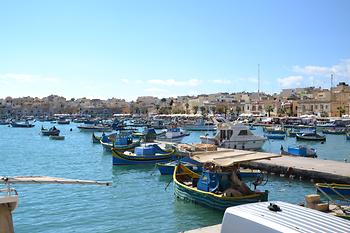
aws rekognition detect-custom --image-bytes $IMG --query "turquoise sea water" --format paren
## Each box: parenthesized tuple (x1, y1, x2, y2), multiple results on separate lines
(1, 123, 348, 232)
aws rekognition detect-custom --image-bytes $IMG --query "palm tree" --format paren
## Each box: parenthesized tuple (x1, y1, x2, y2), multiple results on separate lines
(337, 106, 346, 117)
(235, 106, 241, 116)
(277, 107, 286, 117)
(199, 106, 206, 116)
(211, 106, 216, 115)
(185, 103, 189, 114)
(265, 105, 274, 117)
(192, 105, 199, 114)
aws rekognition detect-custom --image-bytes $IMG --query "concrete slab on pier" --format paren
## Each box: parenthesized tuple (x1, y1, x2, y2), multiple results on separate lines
(182, 224, 220, 233)
(243, 155, 350, 184)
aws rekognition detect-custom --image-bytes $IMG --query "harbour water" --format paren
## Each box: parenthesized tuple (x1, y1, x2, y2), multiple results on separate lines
(1, 123, 348, 233)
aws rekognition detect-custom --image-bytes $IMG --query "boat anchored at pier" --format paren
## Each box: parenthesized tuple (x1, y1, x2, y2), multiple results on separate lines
(200, 122, 266, 150)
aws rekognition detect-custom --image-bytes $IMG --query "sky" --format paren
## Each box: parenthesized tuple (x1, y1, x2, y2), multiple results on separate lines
(0, 0, 350, 100)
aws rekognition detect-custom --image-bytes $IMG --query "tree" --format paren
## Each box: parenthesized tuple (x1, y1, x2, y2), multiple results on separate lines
(160, 98, 167, 106)
(192, 105, 199, 114)
(235, 106, 241, 116)
(265, 105, 274, 117)
(155, 104, 160, 113)
(199, 106, 206, 116)
(216, 105, 225, 115)
(211, 106, 216, 115)
(277, 107, 286, 117)
(185, 103, 189, 114)
(337, 106, 346, 117)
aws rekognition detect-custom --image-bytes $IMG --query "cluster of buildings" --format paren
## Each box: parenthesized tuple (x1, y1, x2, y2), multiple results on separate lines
(1, 82, 350, 118)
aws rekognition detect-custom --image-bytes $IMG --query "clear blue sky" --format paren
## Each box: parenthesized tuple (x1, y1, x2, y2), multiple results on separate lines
(0, 0, 349, 100)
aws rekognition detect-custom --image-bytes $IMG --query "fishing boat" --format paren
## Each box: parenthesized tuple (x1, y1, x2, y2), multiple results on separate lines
(200, 122, 266, 150)
(77, 124, 112, 132)
(156, 157, 203, 175)
(41, 126, 60, 136)
(10, 121, 34, 128)
(112, 144, 176, 165)
(264, 133, 285, 140)
(57, 119, 70, 125)
(296, 131, 326, 141)
(49, 135, 65, 140)
(280, 145, 317, 158)
(182, 118, 216, 131)
(322, 128, 346, 135)
(132, 128, 165, 142)
(173, 150, 280, 210)
(92, 133, 101, 143)
(158, 127, 190, 142)
(315, 183, 350, 196)
(100, 136, 140, 152)
(286, 128, 301, 137)
(0, 119, 10, 125)
(263, 126, 285, 134)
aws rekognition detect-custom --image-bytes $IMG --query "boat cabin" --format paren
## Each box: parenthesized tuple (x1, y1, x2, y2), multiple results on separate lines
(217, 124, 254, 141)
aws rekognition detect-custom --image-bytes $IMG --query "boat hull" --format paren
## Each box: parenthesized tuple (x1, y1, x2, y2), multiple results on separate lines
(78, 126, 112, 132)
(220, 139, 265, 150)
(112, 150, 175, 165)
(10, 123, 34, 128)
(296, 135, 326, 141)
(316, 183, 350, 196)
(102, 140, 140, 152)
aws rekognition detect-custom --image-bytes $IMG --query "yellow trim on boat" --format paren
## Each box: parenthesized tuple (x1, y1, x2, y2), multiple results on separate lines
(315, 183, 350, 189)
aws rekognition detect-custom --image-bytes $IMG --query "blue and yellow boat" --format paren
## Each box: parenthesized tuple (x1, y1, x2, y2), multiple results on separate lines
(112, 144, 176, 165)
(315, 183, 350, 196)
(173, 164, 268, 211)
(101, 136, 140, 152)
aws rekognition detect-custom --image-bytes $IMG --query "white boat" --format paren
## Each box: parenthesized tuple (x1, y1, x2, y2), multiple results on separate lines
(158, 127, 190, 142)
(185, 201, 350, 233)
(200, 122, 266, 150)
(182, 118, 216, 131)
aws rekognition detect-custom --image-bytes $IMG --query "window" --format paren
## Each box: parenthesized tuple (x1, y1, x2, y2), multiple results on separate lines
(238, 130, 248, 136)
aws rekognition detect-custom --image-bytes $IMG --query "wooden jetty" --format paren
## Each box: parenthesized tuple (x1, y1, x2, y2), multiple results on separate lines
(242, 155, 350, 184)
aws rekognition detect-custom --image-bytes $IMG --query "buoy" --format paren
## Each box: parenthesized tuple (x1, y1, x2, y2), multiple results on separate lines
(70, 128, 72, 131)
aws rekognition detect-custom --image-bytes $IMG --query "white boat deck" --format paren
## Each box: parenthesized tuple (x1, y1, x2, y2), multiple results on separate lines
(184, 201, 350, 233)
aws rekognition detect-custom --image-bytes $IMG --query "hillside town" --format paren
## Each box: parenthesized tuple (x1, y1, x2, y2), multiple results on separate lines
(2, 82, 350, 119)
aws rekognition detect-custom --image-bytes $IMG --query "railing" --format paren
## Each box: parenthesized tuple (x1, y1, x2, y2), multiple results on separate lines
(0, 188, 18, 197)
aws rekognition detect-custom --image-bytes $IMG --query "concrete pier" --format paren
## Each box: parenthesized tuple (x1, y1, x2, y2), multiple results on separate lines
(242, 155, 350, 184)
(181, 224, 221, 233)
